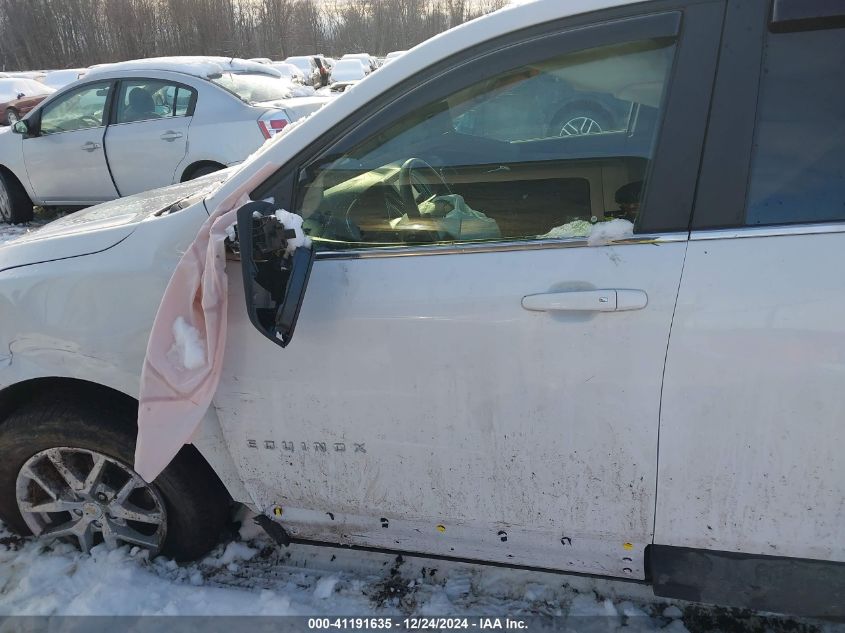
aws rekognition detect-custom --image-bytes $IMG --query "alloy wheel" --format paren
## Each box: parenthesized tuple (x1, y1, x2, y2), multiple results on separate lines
(15, 447, 167, 554)
(559, 116, 603, 136)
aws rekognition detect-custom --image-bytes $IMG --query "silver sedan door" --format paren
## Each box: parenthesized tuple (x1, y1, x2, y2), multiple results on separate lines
(22, 80, 118, 204)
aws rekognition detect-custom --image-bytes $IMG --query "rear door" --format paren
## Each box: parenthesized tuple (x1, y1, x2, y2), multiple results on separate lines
(22, 80, 118, 204)
(217, 1, 724, 579)
(657, 0, 845, 564)
(104, 78, 195, 196)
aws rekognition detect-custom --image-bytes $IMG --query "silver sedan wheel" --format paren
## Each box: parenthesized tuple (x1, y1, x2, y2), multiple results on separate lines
(0, 179, 11, 222)
(15, 447, 167, 554)
(559, 116, 603, 137)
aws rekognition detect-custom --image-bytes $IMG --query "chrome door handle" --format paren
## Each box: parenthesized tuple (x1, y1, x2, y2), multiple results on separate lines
(160, 131, 183, 141)
(522, 289, 648, 313)
(81, 141, 100, 152)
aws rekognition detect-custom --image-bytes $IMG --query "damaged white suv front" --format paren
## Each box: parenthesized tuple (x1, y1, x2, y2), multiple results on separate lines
(1, 0, 843, 620)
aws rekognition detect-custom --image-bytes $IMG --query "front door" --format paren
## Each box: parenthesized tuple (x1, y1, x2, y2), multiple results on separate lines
(22, 80, 118, 204)
(105, 79, 195, 196)
(217, 3, 724, 578)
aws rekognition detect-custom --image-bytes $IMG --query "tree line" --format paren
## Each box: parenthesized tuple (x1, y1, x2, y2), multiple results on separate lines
(0, 0, 507, 71)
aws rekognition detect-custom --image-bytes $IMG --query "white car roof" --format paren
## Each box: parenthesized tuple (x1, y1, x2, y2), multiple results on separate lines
(85, 56, 282, 80)
(208, 0, 640, 206)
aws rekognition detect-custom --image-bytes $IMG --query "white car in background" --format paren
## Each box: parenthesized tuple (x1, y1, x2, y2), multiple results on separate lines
(340, 53, 377, 72)
(270, 62, 307, 85)
(329, 58, 368, 92)
(283, 56, 322, 88)
(0, 56, 329, 223)
(42, 68, 88, 90)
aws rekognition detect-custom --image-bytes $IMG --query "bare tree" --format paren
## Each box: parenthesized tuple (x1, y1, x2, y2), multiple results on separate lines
(0, 0, 506, 70)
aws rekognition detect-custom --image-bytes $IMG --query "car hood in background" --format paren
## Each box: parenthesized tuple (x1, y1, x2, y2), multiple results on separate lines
(0, 168, 233, 273)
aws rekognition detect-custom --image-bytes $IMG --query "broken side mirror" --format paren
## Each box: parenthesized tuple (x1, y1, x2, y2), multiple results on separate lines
(235, 201, 314, 348)
(11, 120, 28, 135)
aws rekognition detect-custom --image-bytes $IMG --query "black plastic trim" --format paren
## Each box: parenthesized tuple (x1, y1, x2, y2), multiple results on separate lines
(649, 544, 845, 618)
(770, 0, 845, 32)
(690, 0, 768, 230)
(637, 1, 725, 233)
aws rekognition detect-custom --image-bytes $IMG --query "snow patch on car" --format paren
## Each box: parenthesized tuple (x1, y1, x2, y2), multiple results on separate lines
(85, 56, 283, 80)
(542, 218, 634, 245)
(168, 317, 207, 371)
(274, 208, 310, 254)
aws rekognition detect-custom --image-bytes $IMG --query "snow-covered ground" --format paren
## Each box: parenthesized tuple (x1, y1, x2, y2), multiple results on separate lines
(0, 516, 839, 632)
(0, 211, 55, 244)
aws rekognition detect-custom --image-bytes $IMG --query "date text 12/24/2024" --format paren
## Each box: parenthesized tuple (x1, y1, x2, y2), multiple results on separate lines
(308, 618, 528, 630)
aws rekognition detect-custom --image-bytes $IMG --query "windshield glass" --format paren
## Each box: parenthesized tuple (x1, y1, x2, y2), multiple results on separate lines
(211, 72, 292, 103)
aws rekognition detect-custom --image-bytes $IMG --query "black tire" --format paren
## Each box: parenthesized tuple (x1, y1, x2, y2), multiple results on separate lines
(4, 108, 19, 126)
(548, 103, 613, 138)
(0, 395, 231, 561)
(0, 169, 33, 224)
(183, 163, 224, 181)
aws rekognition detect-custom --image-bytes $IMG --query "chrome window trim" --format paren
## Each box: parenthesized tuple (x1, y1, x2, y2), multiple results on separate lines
(691, 223, 845, 241)
(314, 232, 688, 260)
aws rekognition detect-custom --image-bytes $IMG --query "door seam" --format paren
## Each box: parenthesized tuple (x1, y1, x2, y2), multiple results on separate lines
(651, 237, 689, 543)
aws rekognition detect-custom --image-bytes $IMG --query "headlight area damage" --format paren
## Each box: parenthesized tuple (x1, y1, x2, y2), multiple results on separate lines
(134, 198, 312, 485)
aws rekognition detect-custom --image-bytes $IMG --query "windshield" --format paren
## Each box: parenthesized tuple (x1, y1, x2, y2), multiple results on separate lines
(211, 72, 292, 103)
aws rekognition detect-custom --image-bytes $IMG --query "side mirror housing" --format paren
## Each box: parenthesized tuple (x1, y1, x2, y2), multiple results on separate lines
(235, 201, 314, 348)
(11, 120, 28, 135)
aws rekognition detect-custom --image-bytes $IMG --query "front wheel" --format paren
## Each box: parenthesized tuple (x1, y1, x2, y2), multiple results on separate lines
(0, 169, 34, 224)
(0, 395, 231, 560)
(4, 108, 19, 126)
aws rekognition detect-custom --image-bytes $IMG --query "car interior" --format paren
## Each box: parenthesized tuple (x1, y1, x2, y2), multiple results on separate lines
(296, 38, 674, 248)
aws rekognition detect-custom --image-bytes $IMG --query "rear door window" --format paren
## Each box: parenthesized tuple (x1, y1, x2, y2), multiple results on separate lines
(115, 79, 195, 124)
(745, 26, 845, 226)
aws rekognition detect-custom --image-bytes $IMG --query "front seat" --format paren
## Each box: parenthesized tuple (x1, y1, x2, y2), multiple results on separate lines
(123, 87, 160, 122)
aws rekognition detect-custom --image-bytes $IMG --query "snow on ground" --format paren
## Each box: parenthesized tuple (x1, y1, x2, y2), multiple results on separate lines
(0, 209, 64, 245)
(0, 518, 840, 632)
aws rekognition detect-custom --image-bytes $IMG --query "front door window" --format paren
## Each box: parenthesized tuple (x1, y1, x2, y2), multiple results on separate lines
(39, 82, 111, 135)
(296, 38, 676, 249)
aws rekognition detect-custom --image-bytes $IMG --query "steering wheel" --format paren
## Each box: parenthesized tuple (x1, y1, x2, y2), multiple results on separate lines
(397, 158, 451, 218)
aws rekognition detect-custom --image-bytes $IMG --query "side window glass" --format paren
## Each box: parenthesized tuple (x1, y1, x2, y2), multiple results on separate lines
(39, 82, 111, 135)
(295, 38, 677, 250)
(117, 80, 184, 124)
(745, 28, 845, 226)
(174, 87, 195, 116)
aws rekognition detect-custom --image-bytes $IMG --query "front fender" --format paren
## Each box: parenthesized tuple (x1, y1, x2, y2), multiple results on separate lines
(0, 200, 253, 504)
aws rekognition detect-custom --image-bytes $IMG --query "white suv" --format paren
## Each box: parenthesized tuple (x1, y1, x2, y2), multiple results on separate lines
(0, 57, 329, 223)
(0, 0, 842, 619)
